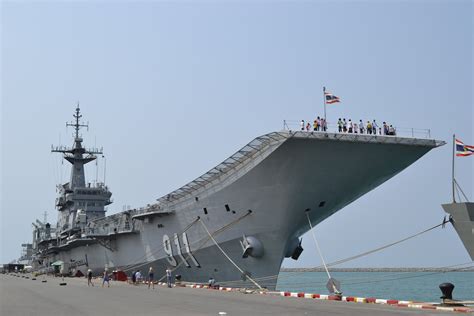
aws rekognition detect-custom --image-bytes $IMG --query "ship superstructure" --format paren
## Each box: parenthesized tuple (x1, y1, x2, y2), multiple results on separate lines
(52, 106, 112, 233)
(29, 107, 444, 288)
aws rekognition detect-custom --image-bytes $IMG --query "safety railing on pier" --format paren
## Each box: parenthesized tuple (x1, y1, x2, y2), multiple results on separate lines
(282, 120, 432, 139)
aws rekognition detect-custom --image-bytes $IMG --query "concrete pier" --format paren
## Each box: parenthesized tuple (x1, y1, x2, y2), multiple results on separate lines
(0, 274, 456, 315)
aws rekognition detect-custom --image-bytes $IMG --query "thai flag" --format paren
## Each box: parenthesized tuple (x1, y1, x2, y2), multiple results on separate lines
(456, 139, 474, 157)
(325, 91, 340, 104)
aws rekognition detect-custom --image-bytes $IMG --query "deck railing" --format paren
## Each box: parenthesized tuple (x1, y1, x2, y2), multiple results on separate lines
(283, 120, 432, 139)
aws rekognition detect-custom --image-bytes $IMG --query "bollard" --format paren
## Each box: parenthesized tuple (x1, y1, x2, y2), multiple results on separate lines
(439, 283, 455, 302)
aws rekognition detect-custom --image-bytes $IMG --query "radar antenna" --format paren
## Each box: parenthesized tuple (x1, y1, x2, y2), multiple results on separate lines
(67, 103, 89, 140)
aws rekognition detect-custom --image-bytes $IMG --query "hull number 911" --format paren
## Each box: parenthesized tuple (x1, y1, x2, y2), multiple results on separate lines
(163, 232, 200, 268)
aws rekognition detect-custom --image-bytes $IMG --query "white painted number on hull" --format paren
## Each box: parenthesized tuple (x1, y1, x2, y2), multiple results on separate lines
(182, 232, 200, 267)
(174, 233, 190, 267)
(163, 234, 177, 266)
(163, 232, 200, 268)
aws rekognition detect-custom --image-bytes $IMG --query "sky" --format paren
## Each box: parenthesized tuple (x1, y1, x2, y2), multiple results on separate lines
(1, 1, 472, 268)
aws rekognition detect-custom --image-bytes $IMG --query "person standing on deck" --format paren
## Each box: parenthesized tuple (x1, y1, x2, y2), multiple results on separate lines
(372, 120, 379, 135)
(337, 118, 343, 133)
(300, 120, 305, 131)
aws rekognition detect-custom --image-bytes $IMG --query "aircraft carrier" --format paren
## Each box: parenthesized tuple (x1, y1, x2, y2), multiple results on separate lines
(26, 107, 445, 289)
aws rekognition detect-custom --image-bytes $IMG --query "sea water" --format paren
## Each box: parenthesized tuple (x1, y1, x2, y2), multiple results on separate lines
(276, 271, 473, 302)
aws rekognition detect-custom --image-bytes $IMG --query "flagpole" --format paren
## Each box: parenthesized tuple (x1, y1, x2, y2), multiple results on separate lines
(452, 134, 456, 203)
(323, 86, 327, 123)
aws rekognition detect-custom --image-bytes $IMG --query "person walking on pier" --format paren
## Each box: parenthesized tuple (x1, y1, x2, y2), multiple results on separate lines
(135, 270, 142, 284)
(131, 270, 136, 285)
(166, 268, 172, 288)
(87, 268, 94, 287)
(147, 267, 155, 289)
(102, 268, 110, 288)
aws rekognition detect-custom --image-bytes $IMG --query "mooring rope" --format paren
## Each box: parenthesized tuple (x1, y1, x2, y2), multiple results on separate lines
(215, 261, 474, 289)
(306, 212, 331, 280)
(323, 219, 450, 268)
(121, 210, 251, 273)
(199, 217, 263, 290)
(120, 217, 200, 272)
(211, 218, 456, 286)
(99, 213, 454, 290)
(306, 212, 342, 294)
(154, 211, 254, 282)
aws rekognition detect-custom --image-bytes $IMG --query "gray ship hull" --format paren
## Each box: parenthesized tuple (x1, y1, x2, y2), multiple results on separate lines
(442, 202, 474, 261)
(39, 132, 443, 289)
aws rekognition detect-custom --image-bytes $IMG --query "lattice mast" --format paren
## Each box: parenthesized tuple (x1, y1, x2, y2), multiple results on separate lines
(51, 105, 102, 190)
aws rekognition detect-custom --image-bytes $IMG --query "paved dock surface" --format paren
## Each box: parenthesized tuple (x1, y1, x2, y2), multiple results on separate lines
(0, 274, 456, 316)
